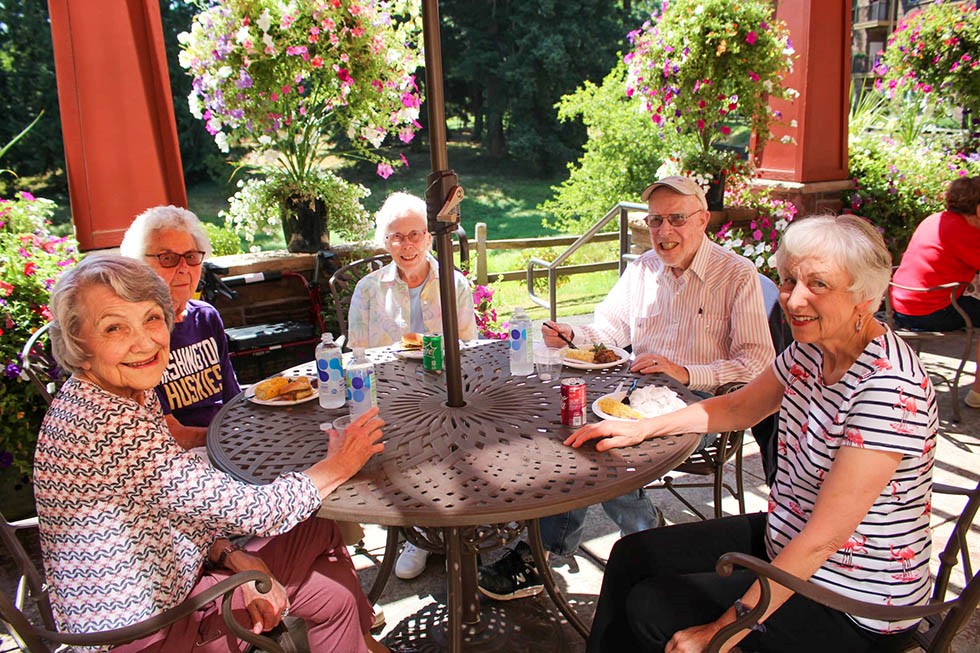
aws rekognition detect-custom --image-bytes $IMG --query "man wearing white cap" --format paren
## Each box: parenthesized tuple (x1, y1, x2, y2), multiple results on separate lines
(478, 175, 775, 601)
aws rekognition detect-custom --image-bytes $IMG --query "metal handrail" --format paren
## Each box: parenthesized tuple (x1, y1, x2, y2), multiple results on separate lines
(527, 202, 646, 321)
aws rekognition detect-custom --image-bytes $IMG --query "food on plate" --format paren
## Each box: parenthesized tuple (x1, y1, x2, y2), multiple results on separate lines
(401, 332, 424, 349)
(253, 375, 314, 401)
(253, 376, 290, 400)
(628, 386, 686, 417)
(565, 348, 596, 363)
(278, 376, 314, 401)
(592, 343, 620, 364)
(597, 397, 645, 420)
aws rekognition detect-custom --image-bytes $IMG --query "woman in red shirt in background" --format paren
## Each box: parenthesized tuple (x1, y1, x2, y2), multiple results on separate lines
(891, 176, 980, 408)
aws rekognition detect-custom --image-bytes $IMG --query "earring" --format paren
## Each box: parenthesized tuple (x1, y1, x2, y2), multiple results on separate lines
(855, 317, 864, 332)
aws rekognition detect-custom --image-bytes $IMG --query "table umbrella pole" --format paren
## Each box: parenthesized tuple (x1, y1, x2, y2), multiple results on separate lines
(422, 0, 465, 407)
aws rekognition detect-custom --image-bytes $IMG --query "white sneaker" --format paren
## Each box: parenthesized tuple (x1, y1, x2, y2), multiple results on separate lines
(394, 542, 429, 580)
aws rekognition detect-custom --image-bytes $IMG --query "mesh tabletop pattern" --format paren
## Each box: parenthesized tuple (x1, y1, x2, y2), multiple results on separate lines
(208, 340, 702, 527)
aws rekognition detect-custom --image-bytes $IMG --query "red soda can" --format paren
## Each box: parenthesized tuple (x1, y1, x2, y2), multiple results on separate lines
(560, 377, 587, 427)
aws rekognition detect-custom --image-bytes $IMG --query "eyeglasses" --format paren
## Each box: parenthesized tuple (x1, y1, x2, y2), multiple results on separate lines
(144, 251, 206, 268)
(385, 230, 427, 245)
(643, 209, 703, 228)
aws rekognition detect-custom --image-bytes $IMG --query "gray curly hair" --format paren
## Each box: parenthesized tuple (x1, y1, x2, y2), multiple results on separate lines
(49, 254, 174, 375)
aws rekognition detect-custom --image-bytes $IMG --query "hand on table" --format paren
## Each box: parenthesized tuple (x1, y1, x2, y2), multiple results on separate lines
(541, 321, 574, 348)
(631, 353, 689, 385)
(327, 407, 385, 480)
(564, 418, 649, 452)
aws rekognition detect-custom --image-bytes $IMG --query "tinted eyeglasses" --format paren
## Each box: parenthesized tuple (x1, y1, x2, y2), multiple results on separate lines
(643, 209, 703, 228)
(385, 230, 427, 245)
(145, 251, 206, 268)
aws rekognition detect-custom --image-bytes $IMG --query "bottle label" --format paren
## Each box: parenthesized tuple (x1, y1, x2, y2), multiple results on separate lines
(316, 349, 345, 406)
(346, 367, 377, 414)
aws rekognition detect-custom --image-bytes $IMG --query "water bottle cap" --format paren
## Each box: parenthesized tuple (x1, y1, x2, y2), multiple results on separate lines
(321, 332, 334, 343)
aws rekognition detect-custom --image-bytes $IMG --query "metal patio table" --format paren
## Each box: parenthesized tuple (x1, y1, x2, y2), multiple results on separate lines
(208, 340, 702, 651)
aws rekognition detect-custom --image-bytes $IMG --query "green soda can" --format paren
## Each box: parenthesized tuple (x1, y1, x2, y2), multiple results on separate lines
(423, 333, 443, 372)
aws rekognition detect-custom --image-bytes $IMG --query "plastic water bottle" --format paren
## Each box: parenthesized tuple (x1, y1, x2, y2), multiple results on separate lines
(509, 307, 534, 375)
(315, 332, 346, 409)
(345, 347, 378, 417)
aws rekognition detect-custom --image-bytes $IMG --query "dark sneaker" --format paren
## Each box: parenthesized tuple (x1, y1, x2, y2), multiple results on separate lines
(478, 541, 544, 601)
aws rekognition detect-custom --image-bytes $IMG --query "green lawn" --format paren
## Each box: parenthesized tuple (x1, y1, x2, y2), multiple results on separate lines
(187, 138, 625, 321)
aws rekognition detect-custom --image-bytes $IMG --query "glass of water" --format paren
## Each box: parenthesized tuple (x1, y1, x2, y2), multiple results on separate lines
(534, 347, 563, 383)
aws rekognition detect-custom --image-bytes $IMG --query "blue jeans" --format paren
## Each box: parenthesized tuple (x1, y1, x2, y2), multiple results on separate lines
(539, 489, 659, 556)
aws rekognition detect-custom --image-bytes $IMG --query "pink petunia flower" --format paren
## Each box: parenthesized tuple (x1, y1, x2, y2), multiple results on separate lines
(746, 31, 758, 45)
(377, 162, 394, 179)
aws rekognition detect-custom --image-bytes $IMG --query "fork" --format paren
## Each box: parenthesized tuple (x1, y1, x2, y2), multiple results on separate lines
(622, 378, 641, 406)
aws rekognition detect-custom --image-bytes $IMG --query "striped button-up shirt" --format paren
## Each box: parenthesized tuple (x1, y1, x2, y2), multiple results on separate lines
(575, 237, 775, 392)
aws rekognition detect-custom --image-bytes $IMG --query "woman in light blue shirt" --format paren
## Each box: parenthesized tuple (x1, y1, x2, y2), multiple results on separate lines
(348, 192, 476, 349)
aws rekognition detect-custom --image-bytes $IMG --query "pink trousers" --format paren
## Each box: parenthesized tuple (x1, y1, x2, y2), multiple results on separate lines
(113, 517, 372, 652)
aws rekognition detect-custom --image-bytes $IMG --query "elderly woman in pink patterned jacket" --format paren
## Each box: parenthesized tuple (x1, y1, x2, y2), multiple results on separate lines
(35, 254, 390, 652)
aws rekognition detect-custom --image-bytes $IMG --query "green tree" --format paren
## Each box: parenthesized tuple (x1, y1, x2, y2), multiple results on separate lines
(0, 0, 62, 185)
(439, 0, 627, 174)
(541, 59, 664, 233)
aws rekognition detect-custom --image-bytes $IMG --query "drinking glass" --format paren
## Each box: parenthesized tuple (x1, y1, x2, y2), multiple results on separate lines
(332, 414, 353, 437)
(534, 347, 563, 383)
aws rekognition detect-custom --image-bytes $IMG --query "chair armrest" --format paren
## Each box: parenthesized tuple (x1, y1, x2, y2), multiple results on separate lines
(705, 552, 953, 653)
(37, 570, 284, 653)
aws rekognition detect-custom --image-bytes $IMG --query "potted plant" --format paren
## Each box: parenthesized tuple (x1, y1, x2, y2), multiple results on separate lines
(178, 0, 424, 251)
(624, 0, 796, 206)
(222, 165, 371, 252)
(874, 3, 980, 124)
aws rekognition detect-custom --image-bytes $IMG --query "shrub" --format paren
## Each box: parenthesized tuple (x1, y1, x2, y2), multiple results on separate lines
(844, 131, 980, 255)
(0, 192, 78, 476)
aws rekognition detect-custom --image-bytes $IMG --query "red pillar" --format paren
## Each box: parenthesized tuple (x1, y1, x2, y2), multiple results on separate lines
(757, 1, 852, 193)
(48, 0, 186, 251)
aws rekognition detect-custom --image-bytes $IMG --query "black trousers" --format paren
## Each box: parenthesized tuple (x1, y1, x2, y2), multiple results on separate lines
(587, 513, 912, 653)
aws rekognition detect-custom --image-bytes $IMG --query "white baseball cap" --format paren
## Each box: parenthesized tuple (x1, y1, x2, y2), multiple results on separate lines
(640, 175, 708, 210)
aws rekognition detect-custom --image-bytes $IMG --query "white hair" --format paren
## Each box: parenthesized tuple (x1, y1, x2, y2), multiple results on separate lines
(120, 205, 212, 259)
(773, 214, 892, 310)
(373, 192, 427, 247)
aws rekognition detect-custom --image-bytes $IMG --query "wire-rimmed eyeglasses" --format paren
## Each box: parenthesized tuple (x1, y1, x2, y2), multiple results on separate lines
(144, 251, 206, 268)
(643, 209, 703, 228)
(385, 230, 427, 245)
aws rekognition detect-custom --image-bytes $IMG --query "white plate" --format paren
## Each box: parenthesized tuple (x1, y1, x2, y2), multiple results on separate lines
(392, 347, 424, 360)
(562, 345, 630, 370)
(247, 377, 319, 406)
(592, 391, 643, 422)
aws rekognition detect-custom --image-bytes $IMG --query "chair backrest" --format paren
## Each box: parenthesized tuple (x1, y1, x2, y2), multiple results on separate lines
(327, 253, 392, 346)
(753, 274, 793, 487)
(912, 478, 980, 652)
(19, 322, 64, 406)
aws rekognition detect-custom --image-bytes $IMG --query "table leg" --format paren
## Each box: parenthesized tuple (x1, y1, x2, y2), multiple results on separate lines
(527, 518, 590, 640)
(367, 527, 401, 605)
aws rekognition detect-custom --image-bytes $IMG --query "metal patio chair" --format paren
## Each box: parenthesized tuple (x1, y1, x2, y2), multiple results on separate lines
(645, 274, 788, 519)
(18, 322, 63, 406)
(708, 479, 980, 653)
(883, 276, 975, 423)
(0, 508, 288, 652)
